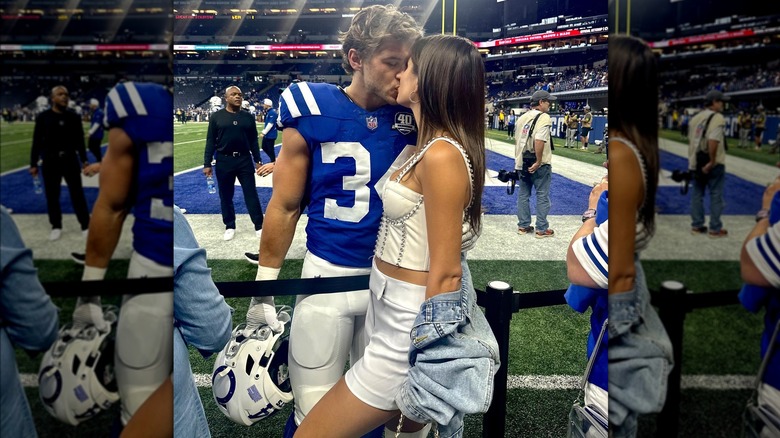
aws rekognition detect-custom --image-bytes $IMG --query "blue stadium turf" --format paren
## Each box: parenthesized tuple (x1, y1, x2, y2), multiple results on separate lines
(1, 148, 765, 216)
(173, 149, 594, 215)
(0, 169, 99, 213)
(0, 148, 105, 213)
(657, 150, 764, 215)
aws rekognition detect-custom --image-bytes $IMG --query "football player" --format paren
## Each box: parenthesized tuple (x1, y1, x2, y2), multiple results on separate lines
(84, 98, 104, 177)
(242, 5, 423, 437)
(72, 80, 173, 431)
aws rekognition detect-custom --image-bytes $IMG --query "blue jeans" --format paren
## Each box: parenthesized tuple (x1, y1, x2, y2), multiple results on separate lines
(516, 164, 552, 232)
(608, 258, 673, 438)
(1, 206, 59, 438)
(396, 256, 500, 438)
(173, 206, 234, 437)
(690, 164, 725, 232)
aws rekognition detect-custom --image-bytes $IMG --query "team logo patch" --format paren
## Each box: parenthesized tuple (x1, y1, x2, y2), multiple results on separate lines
(366, 116, 378, 130)
(392, 112, 416, 135)
(247, 384, 262, 402)
(233, 121, 238, 126)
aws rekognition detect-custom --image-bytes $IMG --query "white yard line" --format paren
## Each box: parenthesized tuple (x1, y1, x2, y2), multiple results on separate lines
(18, 373, 755, 390)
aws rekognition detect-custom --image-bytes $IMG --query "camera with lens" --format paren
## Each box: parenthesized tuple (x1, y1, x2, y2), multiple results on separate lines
(670, 169, 694, 194)
(497, 169, 519, 195)
(497, 169, 519, 183)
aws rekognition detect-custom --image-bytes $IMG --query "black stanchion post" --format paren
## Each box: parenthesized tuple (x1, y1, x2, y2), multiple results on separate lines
(482, 281, 514, 438)
(656, 280, 688, 437)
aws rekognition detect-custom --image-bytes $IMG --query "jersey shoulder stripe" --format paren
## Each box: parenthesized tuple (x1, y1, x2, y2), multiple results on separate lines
(104, 82, 170, 128)
(280, 82, 342, 124)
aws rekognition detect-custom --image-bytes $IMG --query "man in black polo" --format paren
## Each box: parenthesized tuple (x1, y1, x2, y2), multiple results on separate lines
(29, 85, 91, 241)
(203, 85, 264, 241)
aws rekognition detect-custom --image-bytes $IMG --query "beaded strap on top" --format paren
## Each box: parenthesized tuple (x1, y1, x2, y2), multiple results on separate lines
(394, 136, 475, 209)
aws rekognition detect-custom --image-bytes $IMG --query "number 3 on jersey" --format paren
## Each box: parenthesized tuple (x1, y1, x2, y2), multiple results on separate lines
(320, 141, 370, 223)
(148, 141, 173, 222)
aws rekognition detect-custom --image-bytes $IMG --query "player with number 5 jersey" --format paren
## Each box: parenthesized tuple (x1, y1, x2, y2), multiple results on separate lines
(240, 5, 423, 436)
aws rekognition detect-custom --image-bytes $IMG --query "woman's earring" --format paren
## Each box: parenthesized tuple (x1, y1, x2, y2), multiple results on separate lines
(410, 91, 420, 104)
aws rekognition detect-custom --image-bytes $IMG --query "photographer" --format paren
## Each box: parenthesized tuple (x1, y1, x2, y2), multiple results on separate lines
(687, 89, 729, 238)
(514, 90, 556, 238)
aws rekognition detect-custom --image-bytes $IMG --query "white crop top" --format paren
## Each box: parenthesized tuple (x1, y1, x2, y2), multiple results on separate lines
(374, 136, 478, 271)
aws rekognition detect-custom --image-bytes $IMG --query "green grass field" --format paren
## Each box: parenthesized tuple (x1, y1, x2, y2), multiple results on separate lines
(4, 121, 766, 437)
(0, 121, 97, 173)
(173, 122, 281, 172)
(486, 128, 609, 167)
(171, 124, 602, 173)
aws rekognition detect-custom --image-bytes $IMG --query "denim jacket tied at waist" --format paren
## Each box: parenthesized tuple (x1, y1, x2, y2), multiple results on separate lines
(395, 258, 500, 438)
(608, 258, 674, 428)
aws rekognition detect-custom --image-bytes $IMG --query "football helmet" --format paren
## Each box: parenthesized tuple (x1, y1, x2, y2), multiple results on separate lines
(38, 306, 120, 426)
(212, 306, 292, 426)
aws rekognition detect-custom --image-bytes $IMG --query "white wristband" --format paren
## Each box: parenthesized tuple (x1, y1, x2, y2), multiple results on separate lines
(82, 266, 107, 281)
(255, 266, 281, 281)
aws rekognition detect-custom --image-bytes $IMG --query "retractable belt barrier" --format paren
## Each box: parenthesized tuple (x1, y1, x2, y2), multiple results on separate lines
(651, 283, 741, 437)
(38, 273, 577, 438)
(43, 277, 174, 297)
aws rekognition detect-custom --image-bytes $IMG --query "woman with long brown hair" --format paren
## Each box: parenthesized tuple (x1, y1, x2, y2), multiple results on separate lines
(607, 34, 674, 438)
(296, 34, 497, 438)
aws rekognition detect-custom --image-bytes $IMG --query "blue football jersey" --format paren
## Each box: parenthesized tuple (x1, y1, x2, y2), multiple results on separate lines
(279, 82, 417, 267)
(104, 82, 173, 267)
(90, 108, 104, 140)
(264, 107, 278, 140)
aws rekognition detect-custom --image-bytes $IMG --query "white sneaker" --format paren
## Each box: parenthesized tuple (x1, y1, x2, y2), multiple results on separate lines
(82, 229, 89, 238)
(223, 229, 235, 241)
(255, 229, 262, 238)
(49, 228, 62, 241)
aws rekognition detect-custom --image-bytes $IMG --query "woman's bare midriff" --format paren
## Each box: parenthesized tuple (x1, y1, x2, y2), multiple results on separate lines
(375, 256, 428, 286)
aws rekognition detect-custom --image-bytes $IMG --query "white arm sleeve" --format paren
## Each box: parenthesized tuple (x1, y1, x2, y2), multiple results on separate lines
(745, 221, 780, 288)
(88, 122, 100, 136)
(261, 122, 272, 136)
(572, 220, 609, 289)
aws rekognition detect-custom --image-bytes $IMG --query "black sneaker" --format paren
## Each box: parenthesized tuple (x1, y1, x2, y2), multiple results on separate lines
(71, 252, 85, 265)
(244, 252, 259, 265)
(517, 226, 535, 235)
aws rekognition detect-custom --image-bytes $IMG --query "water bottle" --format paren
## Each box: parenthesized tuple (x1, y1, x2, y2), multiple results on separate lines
(207, 176, 216, 194)
(33, 175, 43, 194)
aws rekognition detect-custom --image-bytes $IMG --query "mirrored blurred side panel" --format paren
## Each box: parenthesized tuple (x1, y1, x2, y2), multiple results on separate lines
(0, 1, 172, 436)
(609, 0, 780, 436)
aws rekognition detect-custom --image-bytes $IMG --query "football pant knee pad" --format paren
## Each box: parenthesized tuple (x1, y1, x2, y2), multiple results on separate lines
(289, 300, 355, 423)
(115, 292, 173, 424)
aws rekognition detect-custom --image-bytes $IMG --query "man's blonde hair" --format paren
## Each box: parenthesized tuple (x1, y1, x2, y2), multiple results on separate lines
(339, 5, 422, 75)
